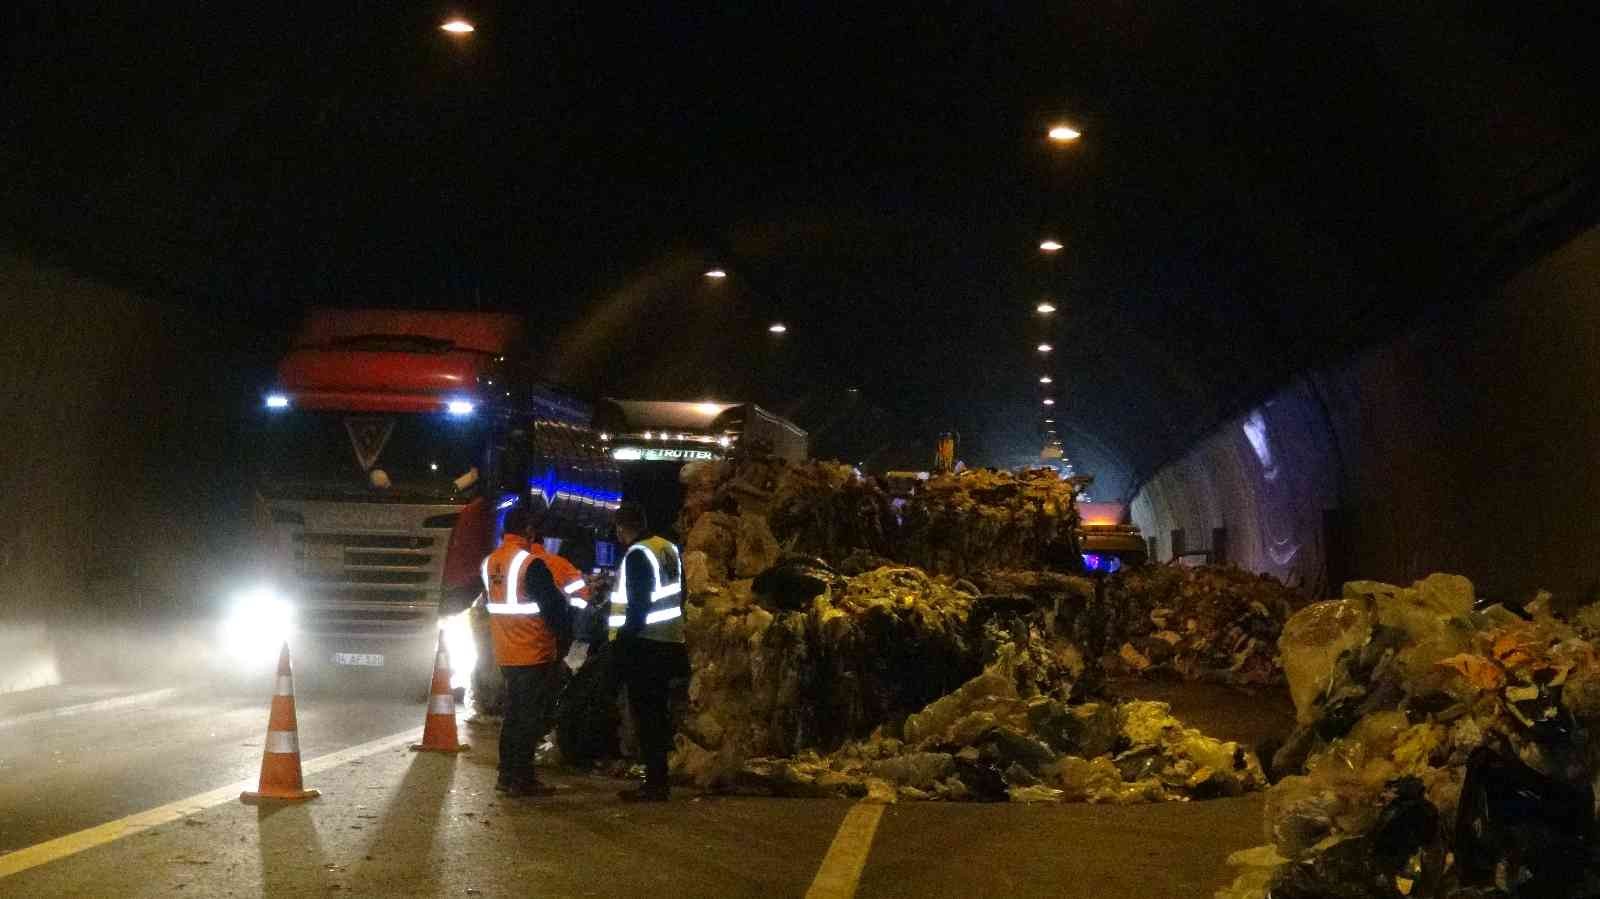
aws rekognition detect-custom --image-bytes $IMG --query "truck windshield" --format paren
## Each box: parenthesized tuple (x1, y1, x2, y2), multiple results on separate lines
(257, 410, 485, 501)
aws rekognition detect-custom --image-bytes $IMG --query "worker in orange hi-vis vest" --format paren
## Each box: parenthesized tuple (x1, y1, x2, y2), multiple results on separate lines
(479, 504, 585, 796)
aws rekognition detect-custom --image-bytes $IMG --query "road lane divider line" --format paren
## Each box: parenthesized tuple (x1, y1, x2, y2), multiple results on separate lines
(0, 688, 180, 730)
(804, 802, 887, 899)
(0, 726, 422, 880)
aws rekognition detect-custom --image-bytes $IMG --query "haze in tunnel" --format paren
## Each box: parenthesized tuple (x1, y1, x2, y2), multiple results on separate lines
(1, 2, 1598, 634)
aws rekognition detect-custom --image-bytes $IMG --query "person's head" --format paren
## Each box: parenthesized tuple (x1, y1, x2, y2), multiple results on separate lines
(501, 505, 534, 540)
(613, 502, 648, 546)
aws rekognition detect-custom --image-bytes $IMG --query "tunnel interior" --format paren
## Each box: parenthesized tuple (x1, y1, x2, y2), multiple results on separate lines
(3, 4, 1599, 629)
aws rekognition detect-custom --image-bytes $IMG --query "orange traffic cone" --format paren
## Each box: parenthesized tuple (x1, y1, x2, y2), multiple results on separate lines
(240, 643, 320, 804)
(411, 631, 469, 753)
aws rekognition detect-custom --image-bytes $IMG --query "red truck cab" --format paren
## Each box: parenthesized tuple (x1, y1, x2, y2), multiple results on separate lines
(232, 310, 615, 686)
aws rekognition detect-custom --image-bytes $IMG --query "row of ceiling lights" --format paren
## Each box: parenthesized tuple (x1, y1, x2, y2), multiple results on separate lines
(700, 268, 787, 334)
(448, 16, 1067, 430)
(1032, 121, 1082, 462)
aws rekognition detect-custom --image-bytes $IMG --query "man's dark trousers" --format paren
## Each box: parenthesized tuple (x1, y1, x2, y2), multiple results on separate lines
(500, 662, 560, 785)
(618, 637, 689, 788)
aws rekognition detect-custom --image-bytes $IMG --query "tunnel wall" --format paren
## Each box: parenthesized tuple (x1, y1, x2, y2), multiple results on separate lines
(0, 253, 170, 618)
(0, 252, 259, 693)
(1132, 223, 1600, 602)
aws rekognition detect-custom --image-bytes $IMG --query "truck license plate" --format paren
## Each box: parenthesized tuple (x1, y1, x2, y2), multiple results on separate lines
(333, 652, 385, 667)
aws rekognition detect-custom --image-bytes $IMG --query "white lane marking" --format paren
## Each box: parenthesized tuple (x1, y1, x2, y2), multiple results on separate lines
(804, 802, 887, 899)
(0, 688, 180, 730)
(0, 725, 421, 879)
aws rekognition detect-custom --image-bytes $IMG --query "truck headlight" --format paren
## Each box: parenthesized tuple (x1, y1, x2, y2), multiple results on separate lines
(439, 609, 478, 691)
(221, 585, 296, 663)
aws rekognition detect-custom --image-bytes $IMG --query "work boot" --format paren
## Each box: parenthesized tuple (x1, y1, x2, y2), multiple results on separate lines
(618, 783, 670, 803)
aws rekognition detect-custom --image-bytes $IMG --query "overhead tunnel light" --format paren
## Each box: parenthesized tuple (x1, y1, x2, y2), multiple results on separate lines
(768, 323, 788, 334)
(1037, 343, 1053, 353)
(1039, 375, 1053, 384)
(1039, 239, 1063, 253)
(1047, 124, 1082, 143)
(1036, 302, 1056, 314)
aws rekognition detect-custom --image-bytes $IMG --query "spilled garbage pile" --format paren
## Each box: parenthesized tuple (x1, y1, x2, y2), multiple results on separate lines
(673, 563, 1265, 803)
(1098, 564, 1294, 686)
(677, 458, 1082, 578)
(550, 456, 1291, 802)
(678, 455, 1295, 688)
(1217, 574, 1600, 898)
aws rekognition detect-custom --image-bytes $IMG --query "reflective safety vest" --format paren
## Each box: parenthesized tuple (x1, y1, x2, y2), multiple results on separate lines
(607, 536, 685, 643)
(480, 536, 589, 665)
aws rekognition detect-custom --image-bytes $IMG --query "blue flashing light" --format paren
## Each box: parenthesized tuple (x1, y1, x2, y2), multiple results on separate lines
(1081, 553, 1123, 575)
(265, 394, 290, 410)
(528, 468, 623, 509)
(446, 399, 476, 416)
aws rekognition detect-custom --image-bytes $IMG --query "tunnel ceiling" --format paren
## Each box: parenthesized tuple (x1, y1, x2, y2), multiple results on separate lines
(4, 4, 1597, 486)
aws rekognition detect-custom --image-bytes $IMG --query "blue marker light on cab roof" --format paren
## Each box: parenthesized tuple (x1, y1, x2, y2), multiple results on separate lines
(446, 399, 476, 416)
(265, 394, 290, 410)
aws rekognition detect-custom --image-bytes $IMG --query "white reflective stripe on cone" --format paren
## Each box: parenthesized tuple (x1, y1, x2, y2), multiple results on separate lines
(563, 579, 587, 594)
(607, 615, 627, 627)
(651, 583, 681, 601)
(568, 597, 588, 609)
(486, 603, 541, 615)
(480, 557, 491, 592)
(275, 676, 294, 697)
(644, 606, 682, 625)
(265, 730, 299, 754)
(428, 695, 455, 715)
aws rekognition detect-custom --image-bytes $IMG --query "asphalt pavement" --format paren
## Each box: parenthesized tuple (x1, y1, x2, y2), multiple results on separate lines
(0, 679, 1281, 897)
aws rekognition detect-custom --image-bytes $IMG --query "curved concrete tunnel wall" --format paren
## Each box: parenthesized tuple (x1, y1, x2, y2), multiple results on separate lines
(1133, 223, 1600, 602)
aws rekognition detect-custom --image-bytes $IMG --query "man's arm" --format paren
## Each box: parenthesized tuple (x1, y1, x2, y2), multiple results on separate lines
(619, 548, 653, 640)
(522, 559, 573, 647)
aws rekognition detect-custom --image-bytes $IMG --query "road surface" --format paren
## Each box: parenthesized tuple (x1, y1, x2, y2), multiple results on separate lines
(0, 679, 1282, 897)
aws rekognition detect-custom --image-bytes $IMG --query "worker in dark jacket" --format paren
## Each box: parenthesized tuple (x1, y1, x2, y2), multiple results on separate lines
(606, 502, 689, 802)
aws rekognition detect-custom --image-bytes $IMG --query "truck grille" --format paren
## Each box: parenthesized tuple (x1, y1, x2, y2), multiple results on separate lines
(266, 500, 465, 639)
(292, 532, 439, 597)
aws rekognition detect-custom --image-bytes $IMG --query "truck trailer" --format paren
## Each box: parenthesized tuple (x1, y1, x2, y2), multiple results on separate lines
(232, 309, 618, 687)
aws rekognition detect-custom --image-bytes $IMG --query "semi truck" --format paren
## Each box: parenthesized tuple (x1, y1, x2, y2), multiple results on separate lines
(592, 399, 808, 538)
(232, 309, 618, 686)
(1076, 501, 1148, 573)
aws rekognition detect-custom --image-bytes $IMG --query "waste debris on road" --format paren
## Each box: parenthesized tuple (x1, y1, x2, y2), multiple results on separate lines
(675, 562, 1263, 803)
(552, 456, 1300, 803)
(679, 456, 1296, 687)
(1098, 564, 1294, 686)
(679, 458, 1081, 578)
(1217, 573, 1600, 898)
